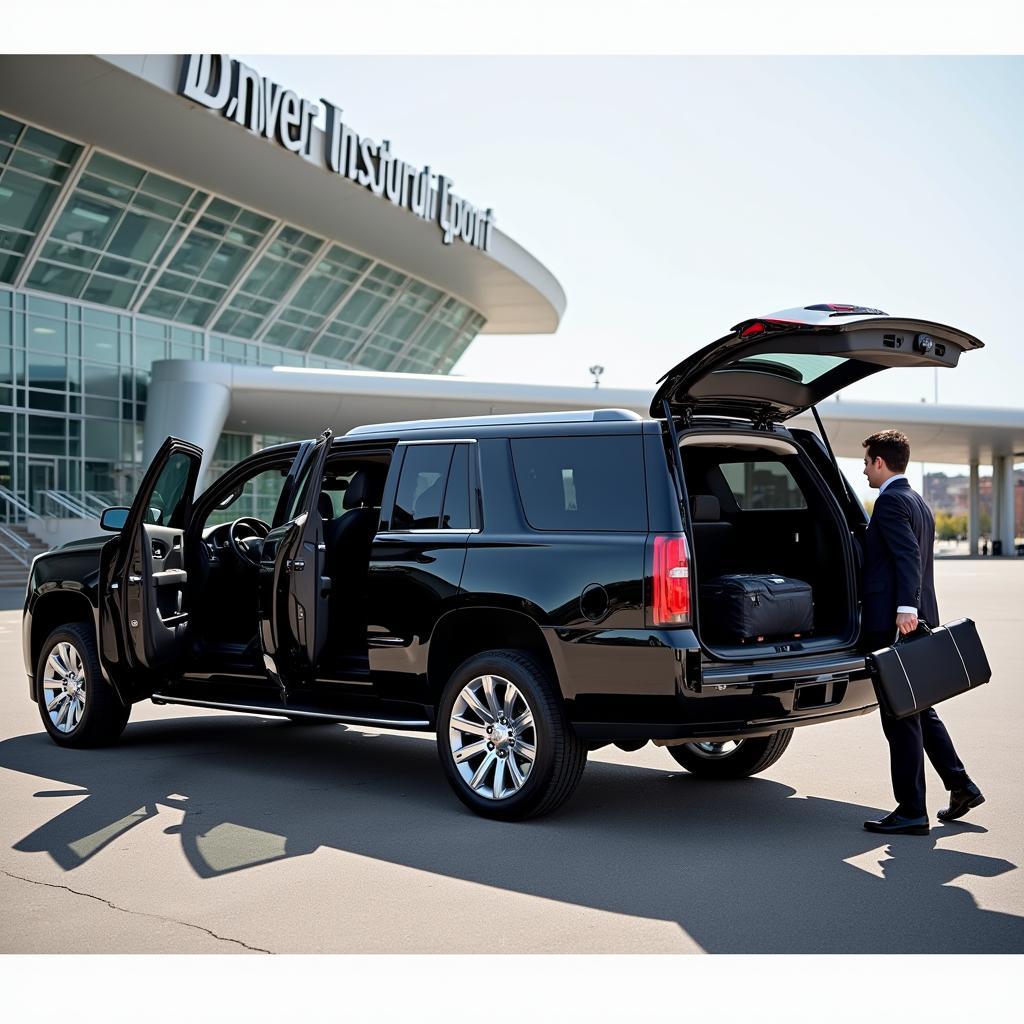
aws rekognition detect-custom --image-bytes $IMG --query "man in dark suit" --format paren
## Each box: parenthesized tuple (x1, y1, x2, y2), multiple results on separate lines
(860, 430, 984, 836)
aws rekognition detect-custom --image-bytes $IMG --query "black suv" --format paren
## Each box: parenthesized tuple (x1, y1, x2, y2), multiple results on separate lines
(22, 305, 982, 819)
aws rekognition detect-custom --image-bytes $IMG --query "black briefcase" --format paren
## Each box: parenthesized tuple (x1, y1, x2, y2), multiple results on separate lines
(869, 618, 991, 719)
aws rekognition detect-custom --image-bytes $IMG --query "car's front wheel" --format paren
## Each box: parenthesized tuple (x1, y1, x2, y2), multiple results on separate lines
(665, 729, 793, 778)
(36, 623, 129, 748)
(437, 650, 587, 820)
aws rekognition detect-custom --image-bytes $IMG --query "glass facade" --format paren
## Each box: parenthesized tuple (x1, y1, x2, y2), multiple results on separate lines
(0, 111, 487, 521)
(26, 150, 206, 312)
(0, 115, 82, 286)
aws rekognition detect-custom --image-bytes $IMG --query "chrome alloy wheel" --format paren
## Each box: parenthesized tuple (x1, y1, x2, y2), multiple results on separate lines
(684, 739, 744, 759)
(42, 641, 87, 734)
(449, 674, 537, 800)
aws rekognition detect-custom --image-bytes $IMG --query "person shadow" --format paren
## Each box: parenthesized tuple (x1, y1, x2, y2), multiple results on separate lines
(2, 715, 1022, 953)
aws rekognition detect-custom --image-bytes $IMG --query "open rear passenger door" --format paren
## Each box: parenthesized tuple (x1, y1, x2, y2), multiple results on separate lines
(258, 429, 333, 699)
(99, 436, 203, 703)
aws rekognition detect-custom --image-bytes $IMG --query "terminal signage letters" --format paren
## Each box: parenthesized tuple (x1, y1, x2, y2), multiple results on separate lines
(178, 54, 494, 251)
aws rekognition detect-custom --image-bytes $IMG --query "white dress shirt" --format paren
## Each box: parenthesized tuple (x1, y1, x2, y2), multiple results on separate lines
(878, 474, 916, 615)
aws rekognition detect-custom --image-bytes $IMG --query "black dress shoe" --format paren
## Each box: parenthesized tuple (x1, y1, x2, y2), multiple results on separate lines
(937, 782, 985, 822)
(863, 810, 930, 835)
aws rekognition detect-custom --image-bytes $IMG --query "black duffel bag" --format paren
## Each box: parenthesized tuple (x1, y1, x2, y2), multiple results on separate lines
(700, 573, 814, 643)
(869, 618, 991, 719)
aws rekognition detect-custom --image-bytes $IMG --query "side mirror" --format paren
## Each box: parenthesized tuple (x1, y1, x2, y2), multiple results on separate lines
(99, 506, 130, 532)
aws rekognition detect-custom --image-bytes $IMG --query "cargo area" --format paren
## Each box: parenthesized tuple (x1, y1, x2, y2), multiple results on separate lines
(679, 432, 859, 659)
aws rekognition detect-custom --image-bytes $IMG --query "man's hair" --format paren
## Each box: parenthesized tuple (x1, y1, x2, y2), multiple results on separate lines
(862, 429, 911, 473)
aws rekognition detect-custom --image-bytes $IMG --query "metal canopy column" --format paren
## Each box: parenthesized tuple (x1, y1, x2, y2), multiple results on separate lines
(992, 455, 1016, 556)
(143, 361, 231, 492)
(968, 461, 980, 555)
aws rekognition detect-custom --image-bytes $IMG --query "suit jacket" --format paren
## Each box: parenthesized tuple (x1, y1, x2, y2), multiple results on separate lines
(862, 477, 940, 634)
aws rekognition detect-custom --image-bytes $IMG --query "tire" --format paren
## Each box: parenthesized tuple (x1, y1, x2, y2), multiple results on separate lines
(36, 623, 130, 748)
(437, 649, 587, 821)
(665, 729, 793, 779)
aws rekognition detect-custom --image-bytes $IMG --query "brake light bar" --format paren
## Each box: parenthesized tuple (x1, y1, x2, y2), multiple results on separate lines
(651, 534, 691, 626)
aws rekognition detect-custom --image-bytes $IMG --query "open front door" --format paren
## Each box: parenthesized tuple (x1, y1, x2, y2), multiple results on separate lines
(100, 436, 202, 703)
(258, 429, 333, 700)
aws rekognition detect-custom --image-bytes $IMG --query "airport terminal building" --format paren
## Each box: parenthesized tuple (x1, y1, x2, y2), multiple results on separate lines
(0, 55, 1020, 580)
(0, 53, 564, 534)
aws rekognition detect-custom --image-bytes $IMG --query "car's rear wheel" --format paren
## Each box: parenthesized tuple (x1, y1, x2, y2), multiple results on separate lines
(665, 729, 793, 778)
(36, 623, 129, 748)
(437, 650, 587, 820)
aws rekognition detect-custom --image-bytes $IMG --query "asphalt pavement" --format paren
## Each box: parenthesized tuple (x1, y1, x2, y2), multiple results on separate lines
(1, 560, 1022, 954)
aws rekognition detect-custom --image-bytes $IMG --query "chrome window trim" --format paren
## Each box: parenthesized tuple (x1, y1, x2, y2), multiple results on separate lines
(379, 528, 480, 536)
(397, 438, 479, 446)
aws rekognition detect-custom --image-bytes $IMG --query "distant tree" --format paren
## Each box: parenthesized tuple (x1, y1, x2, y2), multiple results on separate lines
(934, 511, 967, 541)
(864, 498, 874, 516)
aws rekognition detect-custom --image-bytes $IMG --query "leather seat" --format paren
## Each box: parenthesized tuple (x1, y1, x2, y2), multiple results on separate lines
(323, 468, 386, 645)
(317, 491, 334, 521)
(324, 469, 383, 554)
(690, 494, 737, 578)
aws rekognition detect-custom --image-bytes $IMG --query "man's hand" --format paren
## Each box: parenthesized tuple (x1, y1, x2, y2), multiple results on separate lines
(896, 611, 919, 636)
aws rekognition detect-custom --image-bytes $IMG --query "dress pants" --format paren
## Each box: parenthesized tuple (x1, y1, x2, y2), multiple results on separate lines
(863, 628, 972, 817)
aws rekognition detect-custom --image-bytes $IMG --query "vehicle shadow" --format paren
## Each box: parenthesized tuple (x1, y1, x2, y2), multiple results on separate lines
(2, 715, 1022, 953)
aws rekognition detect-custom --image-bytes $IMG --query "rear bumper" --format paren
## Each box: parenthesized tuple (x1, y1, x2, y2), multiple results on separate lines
(571, 679, 878, 743)
(557, 627, 876, 742)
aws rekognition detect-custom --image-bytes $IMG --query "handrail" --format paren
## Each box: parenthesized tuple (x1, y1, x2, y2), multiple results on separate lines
(0, 485, 40, 522)
(39, 490, 96, 519)
(78, 493, 110, 515)
(0, 526, 30, 566)
(83, 490, 133, 513)
(0, 524, 30, 549)
(63, 491, 102, 516)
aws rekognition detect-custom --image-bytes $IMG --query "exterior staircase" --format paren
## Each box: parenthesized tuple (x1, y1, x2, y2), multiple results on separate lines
(0, 523, 51, 591)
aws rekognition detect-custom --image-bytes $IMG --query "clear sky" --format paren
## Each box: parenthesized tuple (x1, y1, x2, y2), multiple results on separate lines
(243, 56, 1023, 493)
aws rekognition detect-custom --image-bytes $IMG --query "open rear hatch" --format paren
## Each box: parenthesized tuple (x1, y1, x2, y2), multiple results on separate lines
(651, 303, 984, 424)
(651, 303, 984, 666)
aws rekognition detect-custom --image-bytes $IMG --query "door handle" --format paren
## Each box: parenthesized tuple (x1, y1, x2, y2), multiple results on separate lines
(128, 574, 142, 585)
(286, 559, 305, 573)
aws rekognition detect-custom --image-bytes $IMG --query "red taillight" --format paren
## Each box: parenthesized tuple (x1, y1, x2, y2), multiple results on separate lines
(651, 534, 691, 626)
(740, 321, 765, 337)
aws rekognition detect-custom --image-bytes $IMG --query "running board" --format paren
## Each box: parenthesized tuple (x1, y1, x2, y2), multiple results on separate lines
(150, 692, 432, 730)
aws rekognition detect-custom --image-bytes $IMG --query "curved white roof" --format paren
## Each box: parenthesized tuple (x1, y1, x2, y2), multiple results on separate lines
(0, 54, 565, 335)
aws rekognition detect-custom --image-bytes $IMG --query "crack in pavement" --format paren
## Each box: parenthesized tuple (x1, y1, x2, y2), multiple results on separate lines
(2, 870, 273, 953)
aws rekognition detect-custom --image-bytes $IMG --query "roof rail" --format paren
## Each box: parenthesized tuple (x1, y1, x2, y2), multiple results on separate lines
(344, 408, 642, 437)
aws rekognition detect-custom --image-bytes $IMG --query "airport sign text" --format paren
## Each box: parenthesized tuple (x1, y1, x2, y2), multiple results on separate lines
(178, 55, 494, 251)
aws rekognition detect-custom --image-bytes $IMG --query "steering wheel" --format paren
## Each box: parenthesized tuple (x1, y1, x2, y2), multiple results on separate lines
(227, 517, 270, 569)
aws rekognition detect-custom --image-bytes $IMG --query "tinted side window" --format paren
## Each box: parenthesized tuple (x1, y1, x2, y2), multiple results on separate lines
(146, 451, 193, 527)
(283, 439, 327, 523)
(719, 459, 807, 510)
(441, 444, 471, 529)
(392, 444, 454, 530)
(510, 435, 647, 531)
